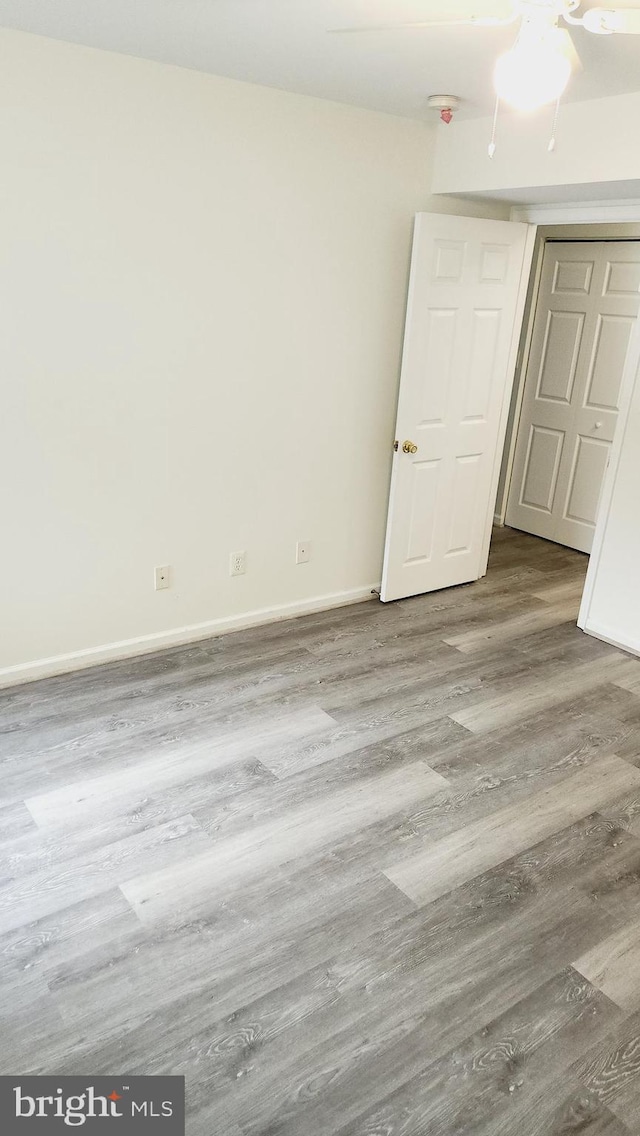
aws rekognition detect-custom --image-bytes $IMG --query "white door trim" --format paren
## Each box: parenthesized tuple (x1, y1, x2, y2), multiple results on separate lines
(510, 200, 640, 225)
(494, 233, 546, 525)
(480, 223, 538, 567)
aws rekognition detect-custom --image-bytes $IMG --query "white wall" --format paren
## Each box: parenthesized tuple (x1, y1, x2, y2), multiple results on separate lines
(433, 90, 640, 203)
(0, 29, 508, 683)
(579, 327, 640, 656)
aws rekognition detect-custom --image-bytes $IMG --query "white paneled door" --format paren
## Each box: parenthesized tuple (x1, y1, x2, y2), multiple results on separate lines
(506, 241, 640, 554)
(381, 213, 534, 603)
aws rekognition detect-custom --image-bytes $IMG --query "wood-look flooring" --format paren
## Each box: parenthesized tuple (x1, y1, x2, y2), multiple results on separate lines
(4, 527, 640, 1134)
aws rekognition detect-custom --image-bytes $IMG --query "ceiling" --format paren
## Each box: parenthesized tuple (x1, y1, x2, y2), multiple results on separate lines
(1, 0, 640, 120)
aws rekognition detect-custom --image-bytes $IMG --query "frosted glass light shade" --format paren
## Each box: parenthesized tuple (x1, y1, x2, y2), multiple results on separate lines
(494, 37, 571, 111)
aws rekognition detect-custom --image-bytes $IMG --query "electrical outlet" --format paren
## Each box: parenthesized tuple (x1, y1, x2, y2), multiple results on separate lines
(154, 565, 171, 590)
(230, 550, 246, 577)
(296, 541, 311, 565)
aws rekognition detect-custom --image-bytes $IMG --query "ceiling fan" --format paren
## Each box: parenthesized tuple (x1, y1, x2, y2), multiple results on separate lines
(333, 1, 640, 113)
(334, 1, 640, 38)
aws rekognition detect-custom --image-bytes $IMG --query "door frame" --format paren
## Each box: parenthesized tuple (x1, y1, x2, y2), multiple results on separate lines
(495, 222, 640, 530)
(479, 222, 539, 574)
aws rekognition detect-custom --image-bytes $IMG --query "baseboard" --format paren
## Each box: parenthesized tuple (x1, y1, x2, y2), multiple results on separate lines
(582, 619, 640, 659)
(0, 584, 380, 689)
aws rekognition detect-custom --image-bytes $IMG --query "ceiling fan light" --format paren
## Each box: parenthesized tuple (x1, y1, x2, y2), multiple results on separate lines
(494, 36, 572, 112)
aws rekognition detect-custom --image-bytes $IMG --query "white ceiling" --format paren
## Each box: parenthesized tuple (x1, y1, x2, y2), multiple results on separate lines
(1, 0, 640, 120)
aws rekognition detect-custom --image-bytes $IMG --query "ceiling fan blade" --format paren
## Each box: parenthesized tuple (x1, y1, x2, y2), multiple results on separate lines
(329, 3, 520, 32)
(582, 7, 640, 34)
(330, 15, 517, 33)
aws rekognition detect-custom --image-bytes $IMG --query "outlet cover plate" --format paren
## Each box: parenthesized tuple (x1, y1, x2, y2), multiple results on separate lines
(230, 551, 246, 577)
(154, 565, 171, 590)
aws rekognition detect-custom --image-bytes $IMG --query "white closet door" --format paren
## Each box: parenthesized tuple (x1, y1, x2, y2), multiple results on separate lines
(506, 241, 640, 554)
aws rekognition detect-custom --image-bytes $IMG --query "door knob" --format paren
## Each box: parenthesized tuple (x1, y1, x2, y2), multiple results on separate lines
(594, 421, 603, 430)
(402, 440, 418, 454)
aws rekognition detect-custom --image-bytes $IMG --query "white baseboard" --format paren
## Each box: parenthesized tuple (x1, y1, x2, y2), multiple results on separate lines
(0, 584, 380, 689)
(582, 619, 640, 659)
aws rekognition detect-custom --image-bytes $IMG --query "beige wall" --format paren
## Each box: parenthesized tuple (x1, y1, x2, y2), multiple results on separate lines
(0, 29, 509, 682)
(580, 324, 640, 656)
(433, 90, 640, 202)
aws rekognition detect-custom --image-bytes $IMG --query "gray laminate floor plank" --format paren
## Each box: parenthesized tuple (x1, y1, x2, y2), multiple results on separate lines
(0, 644, 317, 755)
(383, 753, 640, 907)
(3, 527, 640, 1136)
(330, 968, 619, 1136)
(450, 655, 640, 736)
(574, 914, 640, 1013)
(120, 760, 449, 926)
(572, 1006, 640, 1130)
(0, 814, 213, 934)
(46, 865, 414, 1032)
(116, 813, 640, 1130)
(0, 800, 37, 841)
(0, 888, 141, 980)
(531, 575, 589, 605)
(443, 598, 580, 654)
(25, 839, 632, 1131)
(458, 1078, 629, 1136)
(510, 620, 622, 666)
(26, 759, 277, 842)
(20, 706, 335, 821)
(189, 704, 636, 888)
(153, 814, 640, 1133)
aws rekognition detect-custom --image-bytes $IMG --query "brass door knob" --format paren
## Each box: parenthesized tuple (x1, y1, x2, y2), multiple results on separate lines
(402, 440, 418, 454)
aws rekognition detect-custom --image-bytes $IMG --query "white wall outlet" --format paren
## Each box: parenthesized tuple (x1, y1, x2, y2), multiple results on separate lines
(296, 540, 311, 565)
(154, 565, 171, 590)
(230, 550, 246, 577)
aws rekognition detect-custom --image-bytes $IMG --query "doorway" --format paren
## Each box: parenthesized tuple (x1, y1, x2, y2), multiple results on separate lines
(382, 214, 640, 615)
(503, 238, 640, 555)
